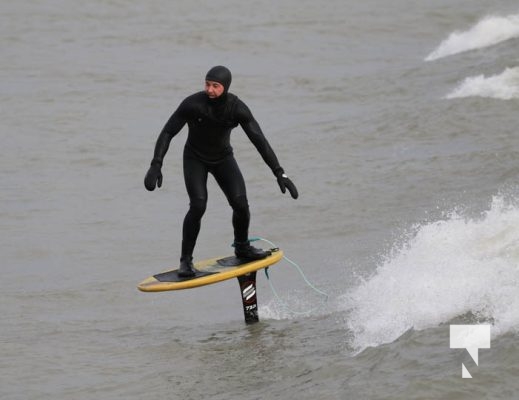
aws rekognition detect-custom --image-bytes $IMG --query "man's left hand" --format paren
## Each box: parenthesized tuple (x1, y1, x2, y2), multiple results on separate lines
(276, 171, 298, 199)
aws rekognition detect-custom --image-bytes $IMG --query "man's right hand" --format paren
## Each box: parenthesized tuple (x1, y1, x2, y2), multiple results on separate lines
(144, 163, 163, 191)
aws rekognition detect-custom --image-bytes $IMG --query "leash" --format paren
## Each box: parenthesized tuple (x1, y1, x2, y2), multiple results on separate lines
(250, 236, 329, 316)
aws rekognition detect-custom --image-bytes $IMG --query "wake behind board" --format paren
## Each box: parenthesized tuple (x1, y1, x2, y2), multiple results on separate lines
(137, 248, 283, 323)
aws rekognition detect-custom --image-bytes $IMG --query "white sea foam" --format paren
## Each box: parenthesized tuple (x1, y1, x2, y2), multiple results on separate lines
(342, 196, 519, 352)
(446, 67, 519, 99)
(425, 14, 519, 61)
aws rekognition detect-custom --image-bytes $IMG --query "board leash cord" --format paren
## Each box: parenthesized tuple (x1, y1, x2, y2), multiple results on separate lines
(249, 236, 329, 316)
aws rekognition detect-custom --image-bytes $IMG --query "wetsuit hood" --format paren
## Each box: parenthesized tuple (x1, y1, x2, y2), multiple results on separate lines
(205, 66, 232, 95)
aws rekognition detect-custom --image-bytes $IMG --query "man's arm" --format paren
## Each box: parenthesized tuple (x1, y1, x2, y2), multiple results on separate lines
(151, 109, 187, 166)
(144, 102, 188, 191)
(237, 100, 298, 199)
(236, 100, 282, 175)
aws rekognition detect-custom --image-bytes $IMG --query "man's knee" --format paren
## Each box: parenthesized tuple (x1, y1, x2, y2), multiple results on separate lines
(188, 197, 207, 219)
(230, 195, 249, 213)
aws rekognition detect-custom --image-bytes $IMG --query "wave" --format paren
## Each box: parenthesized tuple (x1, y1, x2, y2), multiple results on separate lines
(425, 14, 519, 61)
(446, 66, 519, 99)
(341, 195, 519, 352)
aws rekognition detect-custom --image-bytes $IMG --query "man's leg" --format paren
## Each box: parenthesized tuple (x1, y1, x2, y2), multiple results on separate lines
(213, 156, 269, 260)
(179, 155, 209, 277)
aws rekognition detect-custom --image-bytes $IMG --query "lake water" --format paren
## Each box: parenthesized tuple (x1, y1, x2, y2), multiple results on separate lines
(2, 0, 519, 398)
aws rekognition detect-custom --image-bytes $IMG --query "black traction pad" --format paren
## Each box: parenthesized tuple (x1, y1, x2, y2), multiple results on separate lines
(216, 251, 272, 267)
(153, 269, 216, 282)
(216, 256, 252, 267)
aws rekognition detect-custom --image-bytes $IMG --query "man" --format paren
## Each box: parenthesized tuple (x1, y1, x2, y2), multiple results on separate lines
(144, 66, 298, 277)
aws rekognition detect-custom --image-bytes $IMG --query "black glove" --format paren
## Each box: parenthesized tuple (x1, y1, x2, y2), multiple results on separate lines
(144, 162, 163, 191)
(275, 169, 298, 199)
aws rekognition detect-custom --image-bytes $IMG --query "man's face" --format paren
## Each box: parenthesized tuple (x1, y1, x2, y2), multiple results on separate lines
(205, 80, 225, 98)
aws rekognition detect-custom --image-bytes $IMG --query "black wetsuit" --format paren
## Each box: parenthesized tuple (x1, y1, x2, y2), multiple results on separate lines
(151, 91, 283, 257)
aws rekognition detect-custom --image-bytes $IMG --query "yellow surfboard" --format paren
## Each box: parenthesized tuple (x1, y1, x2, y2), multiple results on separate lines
(138, 249, 283, 292)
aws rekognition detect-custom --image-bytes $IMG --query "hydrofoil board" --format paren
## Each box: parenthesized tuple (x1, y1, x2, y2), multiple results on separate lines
(137, 248, 283, 323)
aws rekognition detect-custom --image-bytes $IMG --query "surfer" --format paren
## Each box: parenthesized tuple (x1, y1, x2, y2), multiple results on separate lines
(144, 66, 298, 277)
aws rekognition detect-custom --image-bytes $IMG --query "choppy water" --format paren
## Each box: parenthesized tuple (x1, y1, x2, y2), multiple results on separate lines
(2, 1, 519, 399)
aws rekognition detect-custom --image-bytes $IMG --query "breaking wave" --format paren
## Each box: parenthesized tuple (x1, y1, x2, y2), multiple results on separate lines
(425, 14, 519, 61)
(446, 67, 519, 99)
(342, 195, 519, 352)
